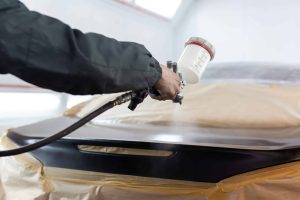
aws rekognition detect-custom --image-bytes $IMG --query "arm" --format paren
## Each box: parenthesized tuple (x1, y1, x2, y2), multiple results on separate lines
(0, 0, 162, 95)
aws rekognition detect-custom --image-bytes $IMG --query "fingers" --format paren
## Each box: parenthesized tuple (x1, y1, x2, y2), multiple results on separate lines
(151, 64, 181, 101)
(151, 83, 180, 100)
(174, 75, 181, 83)
(152, 89, 179, 101)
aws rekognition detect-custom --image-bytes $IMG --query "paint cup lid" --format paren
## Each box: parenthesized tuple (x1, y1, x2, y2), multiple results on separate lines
(185, 37, 216, 60)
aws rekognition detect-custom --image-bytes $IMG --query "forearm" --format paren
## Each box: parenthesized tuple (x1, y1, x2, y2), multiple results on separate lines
(0, 0, 162, 94)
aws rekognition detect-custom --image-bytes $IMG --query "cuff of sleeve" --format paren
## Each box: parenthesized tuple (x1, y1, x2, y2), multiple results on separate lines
(146, 57, 162, 88)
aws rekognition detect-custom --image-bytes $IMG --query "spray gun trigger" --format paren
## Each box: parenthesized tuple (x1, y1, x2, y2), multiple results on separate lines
(128, 89, 149, 111)
(149, 87, 160, 98)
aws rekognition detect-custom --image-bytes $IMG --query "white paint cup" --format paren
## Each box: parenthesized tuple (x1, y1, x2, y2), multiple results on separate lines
(178, 37, 215, 84)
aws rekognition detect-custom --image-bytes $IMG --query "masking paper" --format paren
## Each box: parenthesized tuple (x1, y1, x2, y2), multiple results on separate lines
(65, 83, 300, 129)
(1, 132, 300, 200)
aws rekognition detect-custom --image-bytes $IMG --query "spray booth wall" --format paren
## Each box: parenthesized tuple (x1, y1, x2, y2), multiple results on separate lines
(21, 0, 173, 63)
(173, 0, 300, 64)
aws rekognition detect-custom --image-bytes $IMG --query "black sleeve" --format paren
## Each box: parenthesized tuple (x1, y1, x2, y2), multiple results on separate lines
(0, 0, 162, 95)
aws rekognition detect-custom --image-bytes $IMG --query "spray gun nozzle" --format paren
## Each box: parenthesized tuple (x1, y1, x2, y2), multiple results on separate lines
(172, 62, 178, 73)
(167, 60, 173, 69)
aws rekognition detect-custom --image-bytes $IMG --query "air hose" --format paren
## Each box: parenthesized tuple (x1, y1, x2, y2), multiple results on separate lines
(0, 61, 184, 157)
(0, 90, 148, 157)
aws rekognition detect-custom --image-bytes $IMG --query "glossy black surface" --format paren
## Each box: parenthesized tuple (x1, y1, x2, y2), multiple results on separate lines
(7, 131, 300, 183)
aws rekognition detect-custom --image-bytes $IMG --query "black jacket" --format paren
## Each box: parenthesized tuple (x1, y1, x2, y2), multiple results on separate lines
(0, 0, 162, 95)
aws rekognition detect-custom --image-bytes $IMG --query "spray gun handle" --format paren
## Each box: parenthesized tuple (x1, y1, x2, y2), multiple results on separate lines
(149, 87, 161, 97)
(128, 89, 149, 111)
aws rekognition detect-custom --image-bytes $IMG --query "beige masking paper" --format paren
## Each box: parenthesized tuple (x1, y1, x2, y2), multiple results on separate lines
(1, 133, 300, 200)
(65, 83, 300, 129)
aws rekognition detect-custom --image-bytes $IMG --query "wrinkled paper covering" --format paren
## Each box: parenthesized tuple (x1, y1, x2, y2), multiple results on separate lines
(65, 63, 300, 129)
(1, 132, 300, 200)
(65, 83, 300, 128)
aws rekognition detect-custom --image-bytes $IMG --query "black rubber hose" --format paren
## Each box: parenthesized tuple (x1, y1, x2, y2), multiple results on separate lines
(0, 92, 133, 157)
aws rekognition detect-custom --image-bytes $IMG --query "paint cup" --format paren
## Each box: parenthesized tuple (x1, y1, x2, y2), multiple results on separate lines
(178, 37, 215, 84)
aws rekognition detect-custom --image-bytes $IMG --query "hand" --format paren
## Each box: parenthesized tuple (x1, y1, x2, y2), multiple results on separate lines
(151, 64, 181, 101)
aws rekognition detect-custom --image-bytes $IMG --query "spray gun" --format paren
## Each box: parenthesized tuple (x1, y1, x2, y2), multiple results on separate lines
(128, 36, 217, 110)
(128, 60, 185, 111)
(0, 37, 215, 157)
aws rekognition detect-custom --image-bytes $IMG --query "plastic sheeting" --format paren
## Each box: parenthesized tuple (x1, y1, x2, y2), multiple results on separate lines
(201, 62, 300, 86)
(1, 132, 300, 200)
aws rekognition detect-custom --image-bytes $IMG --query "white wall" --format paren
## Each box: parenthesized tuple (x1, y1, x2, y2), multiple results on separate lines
(21, 0, 173, 63)
(174, 0, 300, 64)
